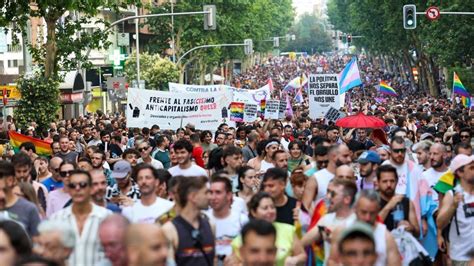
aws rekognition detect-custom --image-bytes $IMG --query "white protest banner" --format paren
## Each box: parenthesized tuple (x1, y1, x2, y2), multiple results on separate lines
(278, 100, 287, 119)
(308, 74, 340, 119)
(169, 82, 232, 93)
(126, 88, 227, 130)
(232, 84, 270, 105)
(264, 100, 280, 120)
(243, 103, 258, 122)
(169, 82, 234, 103)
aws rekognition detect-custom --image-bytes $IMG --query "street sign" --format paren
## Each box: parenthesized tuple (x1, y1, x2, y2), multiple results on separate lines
(426, 6, 440, 20)
(117, 33, 130, 46)
(106, 77, 127, 91)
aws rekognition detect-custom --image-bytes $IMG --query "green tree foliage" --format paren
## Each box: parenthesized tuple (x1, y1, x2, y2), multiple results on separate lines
(124, 53, 179, 91)
(327, 0, 474, 96)
(145, 0, 294, 81)
(0, 0, 139, 130)
(14, 73, 60, 132)
(284, 14, 332, 54)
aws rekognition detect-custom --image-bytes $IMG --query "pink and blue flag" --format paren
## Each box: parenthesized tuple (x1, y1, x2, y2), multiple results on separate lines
(294, 88, 303, 104)
(286, 94, 293, 117)
(338, 57, 362, 94)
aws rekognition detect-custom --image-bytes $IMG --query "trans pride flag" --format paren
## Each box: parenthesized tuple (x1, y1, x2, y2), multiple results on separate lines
(338, 57, 362, 94)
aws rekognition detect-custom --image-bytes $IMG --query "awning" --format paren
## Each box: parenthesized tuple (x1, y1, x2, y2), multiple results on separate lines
(59, 71, 84, 93)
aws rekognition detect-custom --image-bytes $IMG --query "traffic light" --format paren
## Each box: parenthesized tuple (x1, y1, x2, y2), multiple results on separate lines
(347, 35, 352, 43)
(403, 4, 417, 29)
(273, 37, 279, 48)
(244, 39, 253, 55)
(203, 5, 216, 30)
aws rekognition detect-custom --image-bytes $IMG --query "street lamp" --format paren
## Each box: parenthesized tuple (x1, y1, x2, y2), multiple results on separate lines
(176, 40, 252, 64)
(85, 5, 217, 88)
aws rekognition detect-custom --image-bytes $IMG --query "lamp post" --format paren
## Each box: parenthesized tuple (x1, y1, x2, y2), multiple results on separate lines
(85, 6, 216, 88)
(176, 42, 250, 65)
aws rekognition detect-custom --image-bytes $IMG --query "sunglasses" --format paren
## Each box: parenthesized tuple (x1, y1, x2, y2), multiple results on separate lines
(138, 147, 149, 152)
(60, 171, 73, 177)
(67, 182, 89, 190)
(317, 160, 329, 165)
(460, 135, 470, 139)
(392, 148, 406, 154)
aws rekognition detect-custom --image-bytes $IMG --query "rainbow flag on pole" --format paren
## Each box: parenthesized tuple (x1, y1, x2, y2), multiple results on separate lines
(453, 72, 470, 97)
(378, 81, 398, 96)
(229, 102, 245, 122)
(8, 130, 52, 156)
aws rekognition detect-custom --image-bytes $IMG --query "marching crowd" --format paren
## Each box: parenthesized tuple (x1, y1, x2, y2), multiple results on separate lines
(0, 55, 473, 266)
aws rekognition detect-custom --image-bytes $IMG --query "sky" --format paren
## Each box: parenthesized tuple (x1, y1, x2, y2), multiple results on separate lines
(292, 0, 317, 16)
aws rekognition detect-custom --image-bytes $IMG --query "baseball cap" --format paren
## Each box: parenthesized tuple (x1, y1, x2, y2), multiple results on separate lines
(338, 222, 375, 246)
(185, 123, 195, 130)
(357, 151, 381, 164)
(112, 160, 132, 179)
(420, 133, 434, 141)
(450, 154, 474, 173)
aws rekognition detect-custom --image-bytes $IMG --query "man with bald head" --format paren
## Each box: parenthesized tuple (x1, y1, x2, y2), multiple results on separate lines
(421, 143, 448, 204)
(99, 214, 130, 266)
(41, 156, 63, 192)
(335, 165, 356, 182)
(303, 144, 351, 211)
(126, 223, 169, 266)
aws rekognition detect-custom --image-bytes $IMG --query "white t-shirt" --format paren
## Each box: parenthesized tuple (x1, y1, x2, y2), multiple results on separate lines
(318, 212, 356, 263)
(313, 168, 335, 202)
(421, 168, 447, 205)
(231, 196, 248, 215)
(205, 210, 249, 256)
(382, 160, 422, 195)
(260, 160, 275, 173)
(137, 157, 164, 169)
(168, 164, 207, 177)
(122, 197, 174, 224)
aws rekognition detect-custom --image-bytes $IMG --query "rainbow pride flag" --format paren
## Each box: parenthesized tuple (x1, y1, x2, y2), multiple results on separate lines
(9, 130, 52, 156)
(453, 72, 470, 98)
(462, 96, 471, 108)
(229, 102, 245, 122)
(306, 199, 327, 266)
(433, 170, 455, 194)
(378, 81, 398, 96)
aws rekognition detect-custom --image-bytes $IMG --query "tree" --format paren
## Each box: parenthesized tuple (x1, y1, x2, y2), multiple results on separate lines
(327, 0, 474, 96)
(284, 14, 332, 54)
(145, 0, 294, 83)
(124, 53, 179, 91)
(0, 1, 139, 131)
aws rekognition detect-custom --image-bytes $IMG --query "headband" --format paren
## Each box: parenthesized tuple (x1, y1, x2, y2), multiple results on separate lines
(266, 141, 279, 149)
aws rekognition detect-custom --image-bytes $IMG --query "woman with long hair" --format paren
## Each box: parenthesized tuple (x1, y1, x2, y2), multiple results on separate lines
(287, 140, 311, 173)
(13, 182, 46, 219)
(235, 166, 259, 204)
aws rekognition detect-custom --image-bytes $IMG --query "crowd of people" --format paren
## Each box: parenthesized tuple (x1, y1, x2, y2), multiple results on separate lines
(0, 54, 473, 266)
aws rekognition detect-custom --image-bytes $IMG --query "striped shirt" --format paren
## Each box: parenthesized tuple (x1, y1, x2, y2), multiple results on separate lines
(50, 203, 112, 266)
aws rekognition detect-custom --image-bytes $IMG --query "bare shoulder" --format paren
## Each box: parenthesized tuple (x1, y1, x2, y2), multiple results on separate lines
(162, 221, 179, 248)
